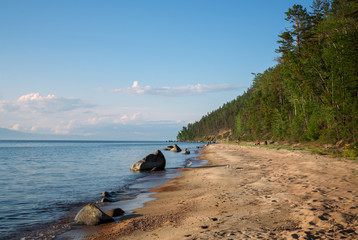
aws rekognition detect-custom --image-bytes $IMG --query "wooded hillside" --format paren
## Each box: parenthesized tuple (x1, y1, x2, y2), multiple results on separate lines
(177, 0, 358, 144)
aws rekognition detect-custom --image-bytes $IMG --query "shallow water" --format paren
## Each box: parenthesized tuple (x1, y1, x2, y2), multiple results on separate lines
(0, 140, 205, 240)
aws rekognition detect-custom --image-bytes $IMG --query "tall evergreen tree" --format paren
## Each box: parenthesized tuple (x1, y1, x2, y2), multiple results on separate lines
(178, 0, 358, 143)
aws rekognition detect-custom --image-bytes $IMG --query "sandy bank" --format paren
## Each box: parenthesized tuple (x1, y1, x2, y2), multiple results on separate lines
(85, 144, 358, 240)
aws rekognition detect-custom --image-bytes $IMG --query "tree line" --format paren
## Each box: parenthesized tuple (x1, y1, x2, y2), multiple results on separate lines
(177, 0, 358, 144)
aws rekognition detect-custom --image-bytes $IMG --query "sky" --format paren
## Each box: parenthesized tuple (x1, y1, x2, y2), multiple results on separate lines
(0, 0, 315, 140)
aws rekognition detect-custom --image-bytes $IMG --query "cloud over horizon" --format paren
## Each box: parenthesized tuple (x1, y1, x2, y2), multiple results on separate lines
(0, 93, 187, 139)
(0, 93, 96, 135)
(0, 93, 94, 114)
(113, 81, 244, 96)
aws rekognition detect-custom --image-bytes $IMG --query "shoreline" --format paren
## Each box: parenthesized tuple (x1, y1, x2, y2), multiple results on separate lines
(54, 147, 207, 240)
(84, 144, 357, 239)
(54, 169, 186, 240)
(0, 141, 205, 240)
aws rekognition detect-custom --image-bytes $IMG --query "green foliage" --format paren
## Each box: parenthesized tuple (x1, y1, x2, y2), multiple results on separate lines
(177, 0, 358, 144)
(176, 97, 242, 141)
(307, 109, 324, 141)
(272, 108, 286, 140)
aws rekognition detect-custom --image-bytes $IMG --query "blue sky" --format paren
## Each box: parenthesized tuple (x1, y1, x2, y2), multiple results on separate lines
(0, 0, 314, 140)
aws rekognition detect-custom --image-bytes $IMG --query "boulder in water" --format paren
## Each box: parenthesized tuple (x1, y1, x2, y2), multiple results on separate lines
(130, 150, 166, 171)
(181, 148, 190, 154)
(170, 144, 182, 152)
(74, 204, 114, 226)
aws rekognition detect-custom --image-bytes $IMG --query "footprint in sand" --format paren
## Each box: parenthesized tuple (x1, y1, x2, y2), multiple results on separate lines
(318, 213, 330, 221)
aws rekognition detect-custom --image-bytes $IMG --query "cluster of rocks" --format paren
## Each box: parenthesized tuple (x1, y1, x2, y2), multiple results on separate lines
(130, 144, 190, 171)
(75, 143, 192, 226)
(163, 144, 181, 152)
(163, 144, 190, 154)
(74, 204, 124, 226)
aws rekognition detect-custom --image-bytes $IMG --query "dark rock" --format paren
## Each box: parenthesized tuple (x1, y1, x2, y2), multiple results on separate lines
(104, 208, 125, 217)
(181, 148, 190, 154)
(74, 204, 114, 226)
(184, 159, 192, 167)
(130, 150, 166, 171)
(170, 144, 182, 152)
(102, 191, 113, 197)
(101, 197, 116, 203)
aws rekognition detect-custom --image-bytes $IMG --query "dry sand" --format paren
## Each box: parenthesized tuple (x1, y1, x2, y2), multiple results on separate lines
(85, 144, 358, 239)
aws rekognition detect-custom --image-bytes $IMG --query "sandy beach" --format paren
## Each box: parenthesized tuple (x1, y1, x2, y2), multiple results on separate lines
(84, 144, 358, 240)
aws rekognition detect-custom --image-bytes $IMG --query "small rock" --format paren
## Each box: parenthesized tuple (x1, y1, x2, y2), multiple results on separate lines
(163, 146, 174, 151)
(104, 208, 125, 217)
(102, 191, 113, 197)
(101, 197, 115, 203)
(181, 148, 190, 154)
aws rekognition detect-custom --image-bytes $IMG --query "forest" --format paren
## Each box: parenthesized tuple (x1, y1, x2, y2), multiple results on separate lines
(177, 0, 358, 145)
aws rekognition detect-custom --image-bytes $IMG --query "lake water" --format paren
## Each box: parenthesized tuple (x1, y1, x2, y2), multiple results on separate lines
(0, 140, 206, 240)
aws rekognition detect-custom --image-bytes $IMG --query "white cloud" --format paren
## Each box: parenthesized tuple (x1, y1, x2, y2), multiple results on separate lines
(11, 123, 20, 131)
(18, 93, 55, 101)
(87, 118, 99, 125)
(132, 81, 139, 88)
(0, 92, 195, 139)
(0, 93, 94, 114)
(113, 113, 142, 124)
(113, 81, 244, 96)
(0, 93, 98, 136)
(54, 120, 75, 135)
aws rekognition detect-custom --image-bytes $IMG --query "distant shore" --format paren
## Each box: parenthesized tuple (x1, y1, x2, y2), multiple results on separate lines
(84, 144, 358, 240)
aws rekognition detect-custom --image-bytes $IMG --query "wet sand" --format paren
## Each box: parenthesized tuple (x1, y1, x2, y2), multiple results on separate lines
(84, 144, 358, 239)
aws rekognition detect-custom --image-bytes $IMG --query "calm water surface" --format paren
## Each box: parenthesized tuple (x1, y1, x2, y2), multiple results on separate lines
(0, 141, 205, 239)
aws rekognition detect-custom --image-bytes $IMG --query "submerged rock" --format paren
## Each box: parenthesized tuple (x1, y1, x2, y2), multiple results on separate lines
(74, 204, 114, 226)
(170, 144, 182, 152)
(130, 150, 166, 171)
